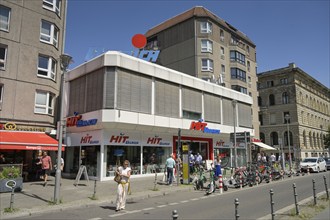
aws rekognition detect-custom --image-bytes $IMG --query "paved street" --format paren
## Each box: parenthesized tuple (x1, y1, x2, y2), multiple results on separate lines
(1, 172, 329, 219)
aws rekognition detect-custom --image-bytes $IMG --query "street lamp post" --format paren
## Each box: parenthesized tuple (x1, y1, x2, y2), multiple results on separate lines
(232, 100, 237, 168)
(285, 114, 292, 172)
(54, 54, 72, 204)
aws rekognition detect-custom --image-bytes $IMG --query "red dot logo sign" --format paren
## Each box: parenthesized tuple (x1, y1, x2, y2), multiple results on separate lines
(132, 34, 147, 49)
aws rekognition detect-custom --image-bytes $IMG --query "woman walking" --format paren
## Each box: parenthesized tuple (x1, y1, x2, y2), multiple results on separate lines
(115, 160, 131, 212)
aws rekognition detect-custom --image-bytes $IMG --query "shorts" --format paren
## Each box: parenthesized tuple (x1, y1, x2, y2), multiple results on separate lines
(41, 169, 51, 176)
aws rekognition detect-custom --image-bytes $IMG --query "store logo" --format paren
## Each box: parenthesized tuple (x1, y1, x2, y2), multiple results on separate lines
(132, 34, 159, 62)
(215, 140, 225, 146)
(147, 137, 162, 145)
(80, 134, 99, 144)
(109, 135, 129, 144)
(67, 112, 97, 127)
(190, 119, 220, 134)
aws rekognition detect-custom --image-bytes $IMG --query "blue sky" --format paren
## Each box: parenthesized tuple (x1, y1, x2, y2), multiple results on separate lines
(65, 0, 330, 87)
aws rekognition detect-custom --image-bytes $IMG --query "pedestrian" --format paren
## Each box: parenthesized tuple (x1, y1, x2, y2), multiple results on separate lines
(0, 154, 5, 164)
(165, 153, 176, 186)
(214, 155, 222, 177)
(195, 152, 202, 165)
(189, 151, 195, 174)
(36, 151, 52, 187)
(115, 160, 131, 212)
(270, 153, 276, 165)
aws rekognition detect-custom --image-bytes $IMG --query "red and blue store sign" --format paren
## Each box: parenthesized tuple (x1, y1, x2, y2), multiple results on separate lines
(190, 119, 220, 134)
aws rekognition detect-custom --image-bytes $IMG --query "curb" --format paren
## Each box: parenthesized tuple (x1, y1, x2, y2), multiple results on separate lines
(257, 191, 328, 220)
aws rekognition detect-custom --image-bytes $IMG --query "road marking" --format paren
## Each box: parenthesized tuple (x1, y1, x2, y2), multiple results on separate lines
(157, 204, 167, 208)
(109, 213, 127, 217)
(127, 210, 142, 213)
(180, 200, 189, 203)
(191, 198, 199, 201)
(169, 202, 179, 205)
(142, 207, 155, 211)
(88, 218, 102, 220)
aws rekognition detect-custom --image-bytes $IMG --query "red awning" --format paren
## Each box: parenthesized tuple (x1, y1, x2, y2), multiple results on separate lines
(0, 131, 64, 151)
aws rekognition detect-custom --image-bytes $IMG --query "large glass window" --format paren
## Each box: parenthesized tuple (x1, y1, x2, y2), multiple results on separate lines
(142, 147, 171, 174)
(40, 20, 59, 47)
(201, 59, 213, 72)
(34, 91, 54, 115)
(231, 85, 247, 94)
(230, 50, 245, 65)
(0, 5, 10, 31)
(200, 21, 212, 33)
(38, 55, 56, 80)
(43, 0, 61, 16)
(230, 68, 246, 82)
(201, 39, 213, 53)
(0, 84, 3, 110)
(0, 44, 7, 70)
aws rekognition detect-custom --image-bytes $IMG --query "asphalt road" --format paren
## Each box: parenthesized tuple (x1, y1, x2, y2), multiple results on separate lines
(16, 172, 329, 220)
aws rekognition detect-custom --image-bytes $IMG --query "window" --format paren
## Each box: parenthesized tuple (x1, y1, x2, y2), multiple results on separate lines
(200, 21, 212, 33)
(280, 78, 288, 85)
(259, 114, 263, 125)
(270, 132, 279, 145)
(220, 29, 224, 41)
(269, 94, 275, 105)
(201, 39, 213, 53)
(282, 92, 289, 104)
(38, 55, 56, 80)
(283, 112, 290, 123)
(221, 65, 225, 74)
(35, 91, 54, 115)
(246, 45, 250, 54)
(43, 0, 61, 16)
(231, 85, 247, 94)
(0, 84, 3, 110)
(0, 5, 10, 31)
(220, 47, 225, 59)
(201, 59, 213, 72)
(230, 36, 239, 45)
(267, 81, 274, 87)
(230, 50, 245, 65)
(270, 113, 276, 125)
(258, 96, 262, 106)
(40, 20, 59, 47)
(231, 68, 246, 82)
(0, 44, 7, 70)
(247, 61, 250, 71)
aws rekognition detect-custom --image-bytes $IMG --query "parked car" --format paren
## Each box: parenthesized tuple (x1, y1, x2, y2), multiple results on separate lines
(324, 157, 330, 170)
(300, 157, 327, 173)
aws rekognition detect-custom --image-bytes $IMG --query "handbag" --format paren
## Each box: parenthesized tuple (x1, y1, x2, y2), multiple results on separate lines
(114, 172, 121, 183)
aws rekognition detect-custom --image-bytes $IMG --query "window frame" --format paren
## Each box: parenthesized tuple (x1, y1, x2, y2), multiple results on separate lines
(40, 20, 59, 47)
(230, 68, 246, 82)
(0, 44, 8, 70)
(0, 5, 11, 32)
(34, 91, 54, 115)
(200, 21, 212, 34)
(201, 39, 213, 53)
(43, 0, 61, 16)
(201, 59, 213, 72)
(37, 54, 57, 80)
(0, 84, 3, 110)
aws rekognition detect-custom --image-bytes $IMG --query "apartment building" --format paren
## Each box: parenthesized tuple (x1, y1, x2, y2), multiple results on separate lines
(0, 0, 67, 171)
(258, 63, 330, 160)
(144, 6, 260, 139)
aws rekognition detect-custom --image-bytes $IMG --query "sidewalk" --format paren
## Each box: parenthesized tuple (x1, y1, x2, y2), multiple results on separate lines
(0, 174, 190, 219)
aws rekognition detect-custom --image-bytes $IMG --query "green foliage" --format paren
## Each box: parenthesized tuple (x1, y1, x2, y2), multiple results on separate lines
(0, 166, 21, 180)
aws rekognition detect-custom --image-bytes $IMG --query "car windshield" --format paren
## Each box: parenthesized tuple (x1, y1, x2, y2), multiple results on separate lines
(302, 158, 317, 163)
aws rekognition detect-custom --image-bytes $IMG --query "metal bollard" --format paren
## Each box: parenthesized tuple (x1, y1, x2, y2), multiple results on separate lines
(172, 209, 178, 220)
(153, 173, 158, 191)
(270, 189, 275, 220)
(256, 170, 259, 186)
(312, 179, 317, 205)
(240, 172, 243, 189)
(323, 175, 329, 200)
(93, 179, 97, 198)
(293, 183, 300, 215)
(234, 198, 240, 220)
(219, 175, 223, 194)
